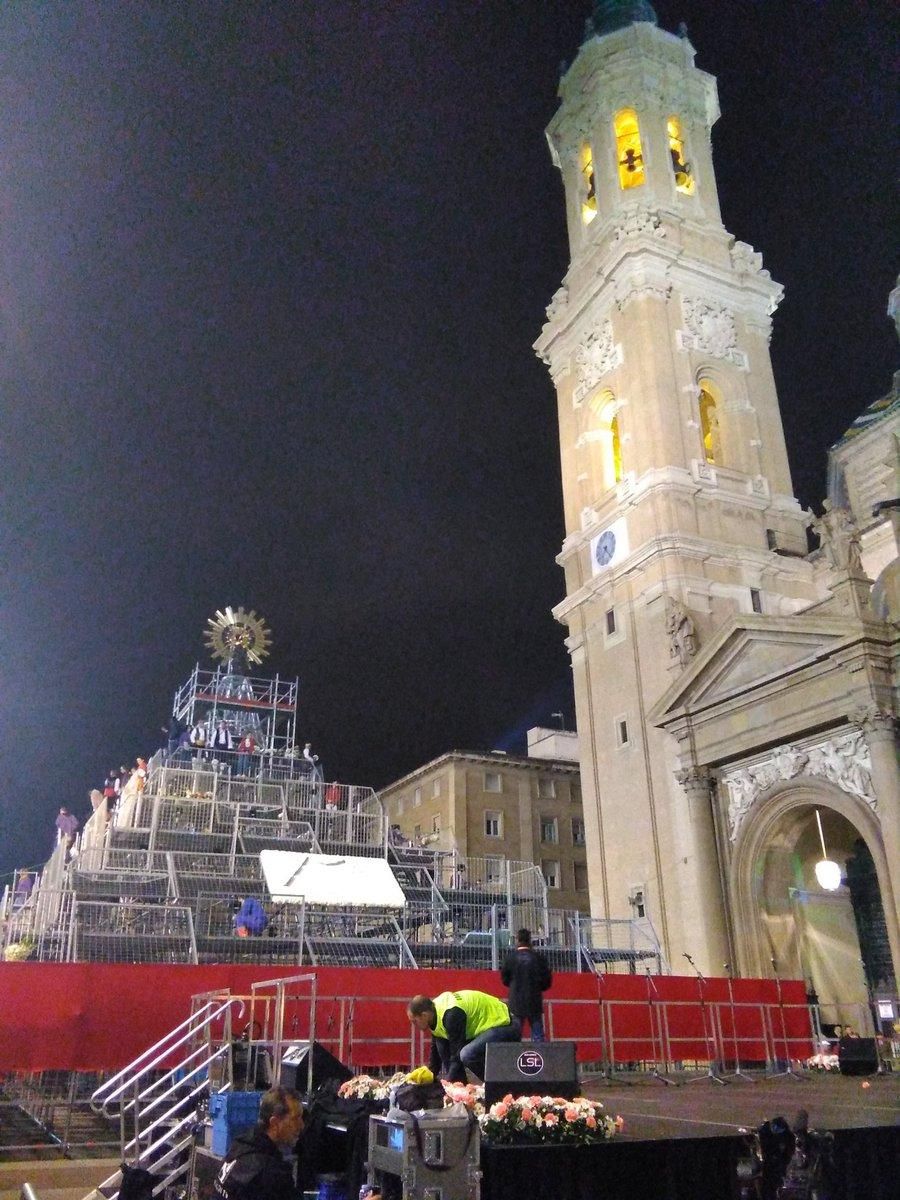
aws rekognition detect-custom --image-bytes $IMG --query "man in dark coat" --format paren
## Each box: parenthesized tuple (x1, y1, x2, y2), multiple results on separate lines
(500, 927, 553, 1043)
(213, 1086, 303, 1200)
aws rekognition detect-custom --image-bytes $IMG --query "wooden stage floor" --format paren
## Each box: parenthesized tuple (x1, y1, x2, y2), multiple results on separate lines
(578, 1068, 900, 1141)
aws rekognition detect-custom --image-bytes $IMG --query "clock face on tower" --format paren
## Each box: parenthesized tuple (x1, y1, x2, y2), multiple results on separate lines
(595, 529, 617, 567)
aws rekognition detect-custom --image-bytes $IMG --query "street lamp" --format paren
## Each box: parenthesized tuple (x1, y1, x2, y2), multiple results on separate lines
(813, 809, 842, 891)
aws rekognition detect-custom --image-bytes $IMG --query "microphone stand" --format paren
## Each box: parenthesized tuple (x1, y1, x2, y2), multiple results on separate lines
(721, 963, 752, 1082)
(683, 953, 727, 1085)
(593, 968, 633, 1086)
(767, 958, 805, 1081)
(645, 969, 678, 1086)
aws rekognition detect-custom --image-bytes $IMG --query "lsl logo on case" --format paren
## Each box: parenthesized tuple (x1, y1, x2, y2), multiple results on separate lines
(516, 1050, 545, 1075)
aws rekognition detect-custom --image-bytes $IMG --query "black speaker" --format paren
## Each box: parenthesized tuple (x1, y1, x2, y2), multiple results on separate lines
(188, 1146, 223, 1200)
(838, 1037, 878, 1076)
(484, 1041, 577, 1106)
(280, 1041, 353, 1093)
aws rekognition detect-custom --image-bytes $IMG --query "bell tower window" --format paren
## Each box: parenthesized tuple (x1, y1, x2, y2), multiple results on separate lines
(588, 390, 623, 490)
(610, 411, 623, 483)
(580, 143, 597, 224)
(614, 109, 645, 190)
(667, 116, 694, 194)
(698, 382, 722, 465)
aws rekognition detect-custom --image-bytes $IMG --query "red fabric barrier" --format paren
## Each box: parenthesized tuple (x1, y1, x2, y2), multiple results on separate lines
(0, 963, 811, 1073)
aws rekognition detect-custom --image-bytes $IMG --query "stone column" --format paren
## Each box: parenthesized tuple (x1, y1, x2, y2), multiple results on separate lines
(674, 766, 731, 977)
(857, 707, 900, 982)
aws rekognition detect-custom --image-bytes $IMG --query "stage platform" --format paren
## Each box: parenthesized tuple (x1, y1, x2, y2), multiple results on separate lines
(478, 1071, 900, 1200)
(578, 1067, 900, 1141)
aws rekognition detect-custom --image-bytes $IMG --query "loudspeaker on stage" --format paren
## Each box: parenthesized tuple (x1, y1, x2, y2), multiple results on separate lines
(838, 1037, 878, 1076)
(484, 1041, 578, 1106)
(280, 1040, 353, 1093)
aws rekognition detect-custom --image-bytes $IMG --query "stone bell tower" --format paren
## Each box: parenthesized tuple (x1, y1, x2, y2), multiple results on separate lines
(534, 2, 819, 974)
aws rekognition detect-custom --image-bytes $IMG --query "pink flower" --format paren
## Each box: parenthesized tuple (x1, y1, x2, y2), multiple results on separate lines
(565, 1107, 579, 1122)
(520, 1107, 534, 1122)
(615, 1115, 625, 1131)
(544, 1113, 559, 1126)
(493, 1103, 509, 1119)
(585, 1116, 597, 1129)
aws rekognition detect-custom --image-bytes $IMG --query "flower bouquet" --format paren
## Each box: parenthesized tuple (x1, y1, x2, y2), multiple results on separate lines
(338, 1072, 407, 1103)
(805, 1052, 840, 1072)
(478, 1094, 621, 1146)
(441, 1081, 485, 1113)
(3, 940, 35, 962)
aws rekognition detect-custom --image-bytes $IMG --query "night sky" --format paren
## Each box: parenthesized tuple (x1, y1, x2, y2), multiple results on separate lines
(2, 2, 897, 883)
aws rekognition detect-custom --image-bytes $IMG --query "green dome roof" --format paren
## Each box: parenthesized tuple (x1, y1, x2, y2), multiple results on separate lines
(592, 1, 658, 36)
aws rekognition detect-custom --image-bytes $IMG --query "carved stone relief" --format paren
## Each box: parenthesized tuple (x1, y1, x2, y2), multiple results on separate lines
(730, 241, 763, 275)
(665, 598, 698, 667)
(573, 321, 622, 405)
(722, 730, 877, 842)
(611, 206, 666, 243)
(546, 287, 569, 322)
(676, 296, 748, 369)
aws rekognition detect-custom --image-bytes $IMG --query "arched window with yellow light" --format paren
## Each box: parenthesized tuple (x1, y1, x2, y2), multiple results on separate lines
(580, 142, 597, 225)
(698, 380, 723, 465)
(666, 116, 694, 194)
(614, 109, 645, 190)
(587, 390, 624, 490)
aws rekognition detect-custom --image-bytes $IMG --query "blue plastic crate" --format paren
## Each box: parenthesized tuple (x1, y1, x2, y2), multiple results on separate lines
(209, 1090, 263, 1155)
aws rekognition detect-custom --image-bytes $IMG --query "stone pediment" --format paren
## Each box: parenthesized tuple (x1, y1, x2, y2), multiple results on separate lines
(649, 613, 863, 726)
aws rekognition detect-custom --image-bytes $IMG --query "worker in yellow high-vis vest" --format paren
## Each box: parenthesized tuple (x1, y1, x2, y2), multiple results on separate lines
(407, 989, 521, 1083)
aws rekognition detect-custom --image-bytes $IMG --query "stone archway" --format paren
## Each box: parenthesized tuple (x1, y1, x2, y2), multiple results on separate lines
(729, 781, 898, 1024)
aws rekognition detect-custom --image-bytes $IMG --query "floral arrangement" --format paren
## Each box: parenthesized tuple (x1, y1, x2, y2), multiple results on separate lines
(338, 1072, 407, 1103)
(4, 941, 35, 962)
(806, 1051, 840, 1072)
(441, 1081, 485, 1112)
(338, 1073, 622, 1146)
(478, 1093, 621, 1146)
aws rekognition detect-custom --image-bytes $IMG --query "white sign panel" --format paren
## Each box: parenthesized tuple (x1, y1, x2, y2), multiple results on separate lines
(589, 517, 629, 575)
(260, 850, 407, 909)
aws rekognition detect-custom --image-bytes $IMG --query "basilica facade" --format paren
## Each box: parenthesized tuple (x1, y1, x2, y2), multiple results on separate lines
(534, 2, 899, 1020)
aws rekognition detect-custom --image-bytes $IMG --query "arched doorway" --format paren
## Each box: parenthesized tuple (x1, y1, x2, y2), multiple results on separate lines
(730, 783, 896, 1030)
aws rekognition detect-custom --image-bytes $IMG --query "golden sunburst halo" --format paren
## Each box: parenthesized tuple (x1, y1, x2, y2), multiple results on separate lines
(204, 606, 273, 665)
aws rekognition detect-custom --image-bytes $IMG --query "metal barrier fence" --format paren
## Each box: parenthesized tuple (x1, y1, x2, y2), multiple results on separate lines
(1, 1069, 119, 1157)
(106, 782, 386, 858)
(253, 989, 814, 1076)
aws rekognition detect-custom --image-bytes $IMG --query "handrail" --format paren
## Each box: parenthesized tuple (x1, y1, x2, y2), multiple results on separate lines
(92, 995, 242, 1114)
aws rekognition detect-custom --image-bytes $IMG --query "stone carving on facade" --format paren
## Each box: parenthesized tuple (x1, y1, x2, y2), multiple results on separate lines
(615, 276, 671, 311)
(546, 287, 569, 323)
(730, 240, 764, 275)
(812, 500, 864, 574)
(675, 766, 711, 795)
(611, 206, 666, 243)
(665, 598, 698, 667)
(723, 731, 877, 842)
(573, 321, 622, 404)
(691, 458, 716, 485)
(848, 705, 896, 741)
(748, 475, 769, 498)
(678, 296, 743, 363)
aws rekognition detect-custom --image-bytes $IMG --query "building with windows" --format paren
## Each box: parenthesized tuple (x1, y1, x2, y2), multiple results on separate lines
(379, 727, 590, 925)
(534, 0, 898, 1019)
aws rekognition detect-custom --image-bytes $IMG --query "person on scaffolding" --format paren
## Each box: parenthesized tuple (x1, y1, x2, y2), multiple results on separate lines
(213, 1086, 304, 1200)
(234, 895, 268, 937)
(407, 990, 520, 1083)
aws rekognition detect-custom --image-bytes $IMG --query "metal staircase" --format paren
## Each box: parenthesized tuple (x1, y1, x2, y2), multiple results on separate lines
(90, 994, 241, 1198)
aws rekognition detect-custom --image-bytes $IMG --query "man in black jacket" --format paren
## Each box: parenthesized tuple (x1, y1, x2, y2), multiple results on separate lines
(500, 928, 553, 1043)
(214, 1086, 304, 1200)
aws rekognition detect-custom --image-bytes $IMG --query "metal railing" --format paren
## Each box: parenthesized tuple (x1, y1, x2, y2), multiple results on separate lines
(91, 994, 243, 1199)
